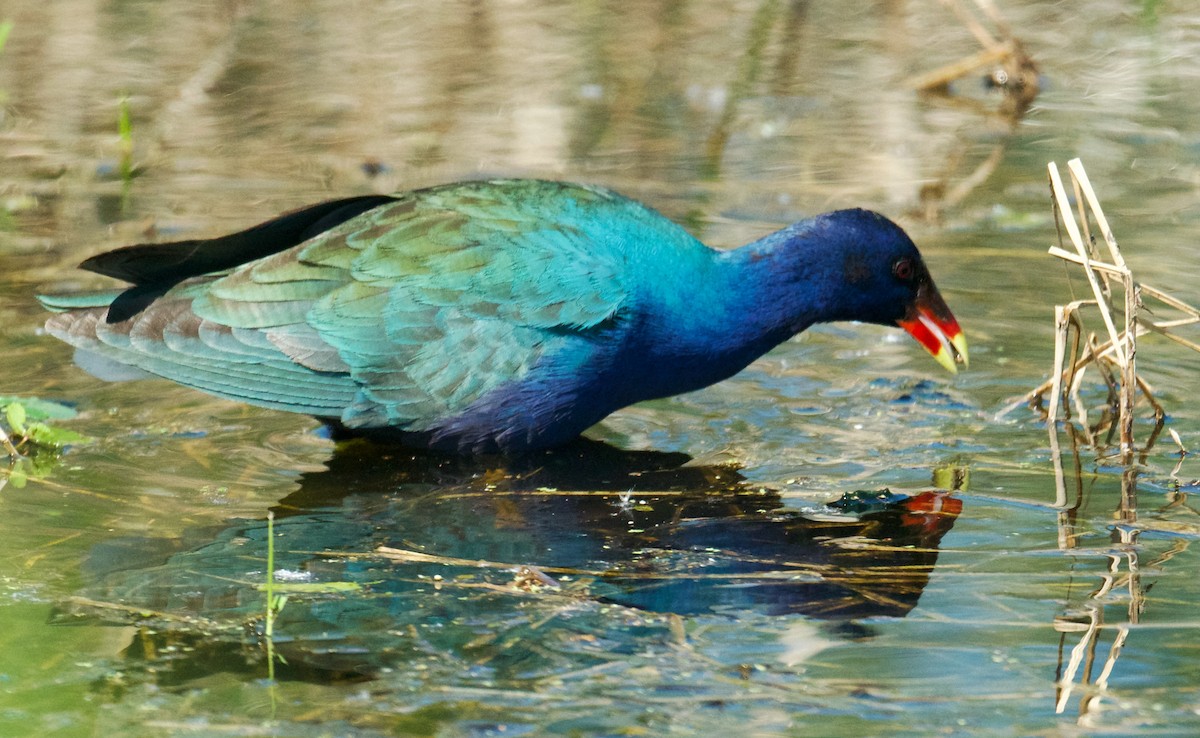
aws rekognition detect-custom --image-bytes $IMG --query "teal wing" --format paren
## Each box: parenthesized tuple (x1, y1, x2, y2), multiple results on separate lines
(47, 180, 658, 430)
(46, 282, 362, 416)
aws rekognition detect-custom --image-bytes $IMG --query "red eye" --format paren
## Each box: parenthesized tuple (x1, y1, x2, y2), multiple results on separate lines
(893, 258, 915, 281)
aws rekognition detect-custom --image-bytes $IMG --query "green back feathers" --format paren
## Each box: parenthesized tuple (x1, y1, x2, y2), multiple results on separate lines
(43, 180, 702, 432)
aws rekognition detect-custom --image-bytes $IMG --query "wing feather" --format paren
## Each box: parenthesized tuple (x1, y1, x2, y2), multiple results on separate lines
(44, 180, 659, 433)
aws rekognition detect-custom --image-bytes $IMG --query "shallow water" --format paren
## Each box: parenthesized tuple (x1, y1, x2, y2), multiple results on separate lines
(3, 1, 1200, 736)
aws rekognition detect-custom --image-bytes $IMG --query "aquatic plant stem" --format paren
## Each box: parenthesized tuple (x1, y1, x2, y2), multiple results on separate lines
(0, 425, 19, 459)
(265, 510, 278, 683)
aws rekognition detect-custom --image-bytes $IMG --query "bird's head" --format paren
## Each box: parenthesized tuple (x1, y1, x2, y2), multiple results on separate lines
(796, 209, 969, 373)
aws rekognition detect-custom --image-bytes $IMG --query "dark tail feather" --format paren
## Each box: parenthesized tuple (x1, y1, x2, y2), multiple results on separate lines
(79, 195, 397, 286)
(64, 194, 397, 324)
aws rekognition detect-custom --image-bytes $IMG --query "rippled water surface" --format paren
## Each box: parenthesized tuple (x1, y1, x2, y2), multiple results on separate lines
(3, 2, 1200, 736)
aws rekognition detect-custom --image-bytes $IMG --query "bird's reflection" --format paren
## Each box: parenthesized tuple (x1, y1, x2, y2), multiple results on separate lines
(65, 439, 962, 684)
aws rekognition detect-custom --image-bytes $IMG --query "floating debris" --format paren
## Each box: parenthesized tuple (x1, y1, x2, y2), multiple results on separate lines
(910, 0, 1040, 114)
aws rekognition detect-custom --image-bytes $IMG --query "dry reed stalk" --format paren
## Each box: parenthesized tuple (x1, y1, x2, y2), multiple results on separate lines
(1036, 159, 1200, 721)
(1047, 305, 1070, 507)
(1007, 159, 1200, 480)
(1047, 163, 1129, 367)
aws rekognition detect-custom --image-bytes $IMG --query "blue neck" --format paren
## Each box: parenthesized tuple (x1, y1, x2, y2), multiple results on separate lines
(630, 222, 834, 400)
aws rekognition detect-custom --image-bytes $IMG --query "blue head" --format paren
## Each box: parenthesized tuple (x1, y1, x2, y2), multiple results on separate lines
(744, 208, 968, 372)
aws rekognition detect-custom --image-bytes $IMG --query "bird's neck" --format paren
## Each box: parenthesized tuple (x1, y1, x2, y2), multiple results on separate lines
(719, 224, 835, 343)
(634, 225, 829, 398)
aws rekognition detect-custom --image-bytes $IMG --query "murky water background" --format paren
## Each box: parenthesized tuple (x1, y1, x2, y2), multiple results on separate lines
(3, 1, 1200, 735)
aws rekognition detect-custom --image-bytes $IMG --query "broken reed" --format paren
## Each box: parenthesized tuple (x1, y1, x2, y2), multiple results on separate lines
(1048, 159, 1139, 460)
(1012, 158, 1200, 479)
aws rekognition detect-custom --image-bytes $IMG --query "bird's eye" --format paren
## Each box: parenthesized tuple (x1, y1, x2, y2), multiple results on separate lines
(893, 258, 915, 281)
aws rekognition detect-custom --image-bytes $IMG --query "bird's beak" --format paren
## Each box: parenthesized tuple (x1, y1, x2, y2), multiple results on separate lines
(897, 279, 969, 374)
